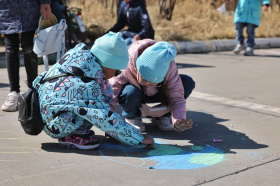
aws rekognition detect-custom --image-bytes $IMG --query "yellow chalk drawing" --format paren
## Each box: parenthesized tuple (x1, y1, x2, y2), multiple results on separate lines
(189, 151, 224, 165)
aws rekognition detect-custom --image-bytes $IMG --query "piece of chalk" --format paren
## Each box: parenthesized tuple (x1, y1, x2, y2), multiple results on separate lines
(213, 139, 223, 143)
(148, 166, 154, 169)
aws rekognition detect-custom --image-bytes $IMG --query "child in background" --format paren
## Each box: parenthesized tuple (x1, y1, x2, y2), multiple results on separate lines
(107, 0, 154, 46)
(226, 0, 270, 56)
(109, 40, 195, 132)
(33, 32, 154, 150)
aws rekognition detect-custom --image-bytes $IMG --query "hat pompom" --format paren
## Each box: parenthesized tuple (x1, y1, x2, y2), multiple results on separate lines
(91, 32, 129, 70)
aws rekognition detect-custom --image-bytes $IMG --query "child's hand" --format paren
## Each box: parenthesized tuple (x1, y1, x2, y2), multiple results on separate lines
(133, 34, 141, 41)
(262, 5, 269, 11)
(174, 119, 193, 132)
(142, 134, 154, 147)
(40, 4, 52, 19)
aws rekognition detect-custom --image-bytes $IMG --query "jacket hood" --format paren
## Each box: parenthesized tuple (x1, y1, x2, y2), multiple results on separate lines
(57, 43, 104, 81)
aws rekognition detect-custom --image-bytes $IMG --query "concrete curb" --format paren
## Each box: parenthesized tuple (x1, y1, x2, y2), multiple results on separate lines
(170, 38, 280, 54)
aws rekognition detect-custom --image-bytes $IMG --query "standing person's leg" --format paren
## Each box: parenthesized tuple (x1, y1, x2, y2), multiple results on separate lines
(244, 23, 256, 56)
(21, 31, 38, 85)
(118, 84, 145, 131)
(233, 22, 246, 54)
(4, 34, 20, 93)
(1, 34, 21, 112)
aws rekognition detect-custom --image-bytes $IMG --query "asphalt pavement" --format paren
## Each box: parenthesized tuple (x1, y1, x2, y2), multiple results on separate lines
(0, 47, 280, 185)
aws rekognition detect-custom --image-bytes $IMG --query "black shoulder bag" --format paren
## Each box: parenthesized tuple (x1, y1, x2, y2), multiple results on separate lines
(18, 73, 68, 135)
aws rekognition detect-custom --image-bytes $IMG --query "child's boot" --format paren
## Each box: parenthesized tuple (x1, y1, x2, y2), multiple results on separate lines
(152, 117, 173, 132)
(125, 117, 145, 132)
(233, 44, 246, 54)
(244, 47, 254, 56)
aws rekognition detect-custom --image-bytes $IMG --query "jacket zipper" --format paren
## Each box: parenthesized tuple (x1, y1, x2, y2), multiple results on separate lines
(127, 7, 131, 26)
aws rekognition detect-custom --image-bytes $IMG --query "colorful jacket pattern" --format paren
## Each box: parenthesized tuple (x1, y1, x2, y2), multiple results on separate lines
(33, 43, 143, 146)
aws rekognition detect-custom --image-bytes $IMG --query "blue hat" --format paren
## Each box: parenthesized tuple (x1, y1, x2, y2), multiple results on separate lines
(136, 42, 177, 83)
(91, 32, 129, 70)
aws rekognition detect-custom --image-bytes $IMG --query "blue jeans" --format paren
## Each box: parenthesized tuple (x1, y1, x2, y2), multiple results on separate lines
(118, 74, 195, 119)
(235, 22, 256, 48)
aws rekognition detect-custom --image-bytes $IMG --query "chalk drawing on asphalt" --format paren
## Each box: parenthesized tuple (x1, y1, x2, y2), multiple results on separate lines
(99, 137, 225, 170)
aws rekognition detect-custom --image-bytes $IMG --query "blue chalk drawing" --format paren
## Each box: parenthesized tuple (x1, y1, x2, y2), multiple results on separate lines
(99, 137, 225, 170)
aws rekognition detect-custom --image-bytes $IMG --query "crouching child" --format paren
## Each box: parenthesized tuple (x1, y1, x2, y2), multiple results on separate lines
(109, 40, 195, 132)
(33, 32, 154, 150)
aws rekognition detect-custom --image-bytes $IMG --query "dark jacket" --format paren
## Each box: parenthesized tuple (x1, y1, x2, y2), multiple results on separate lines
(0, 0, 51, 34)
(108, 0, 154, 39)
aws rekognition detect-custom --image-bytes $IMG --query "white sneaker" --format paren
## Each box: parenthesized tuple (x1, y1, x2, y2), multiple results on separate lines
(1, 91, 20, 112)
(152, 117, 173, 132)
(125, 117, 145, 132)
(244, 47, 254, 56)
(233, 44, 246, 54)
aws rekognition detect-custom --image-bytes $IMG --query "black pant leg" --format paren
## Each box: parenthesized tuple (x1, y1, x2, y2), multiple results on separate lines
(21, 30, 38, 85)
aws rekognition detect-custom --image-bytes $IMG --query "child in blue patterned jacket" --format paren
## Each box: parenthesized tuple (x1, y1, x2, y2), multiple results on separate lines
(33, 32, 154, 150)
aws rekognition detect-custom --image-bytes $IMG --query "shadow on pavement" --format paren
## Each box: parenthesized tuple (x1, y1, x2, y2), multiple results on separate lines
(253, 54, 280, 58)
(145, 111, 268, 154)
(41, 135, 107, 156)
(41, 111, 268, 158)
(176, 63, 214, 69)
(214, 53, 280, 58)
(0, 82, 9, 88)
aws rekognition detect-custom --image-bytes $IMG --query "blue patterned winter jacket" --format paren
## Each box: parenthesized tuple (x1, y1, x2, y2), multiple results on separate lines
(234, 0, 270, 27)
(33, 43, 144, 146)
(0, 0, 51, 34)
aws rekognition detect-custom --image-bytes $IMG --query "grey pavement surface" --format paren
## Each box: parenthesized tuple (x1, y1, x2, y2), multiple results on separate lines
(0, 48, 280, 186)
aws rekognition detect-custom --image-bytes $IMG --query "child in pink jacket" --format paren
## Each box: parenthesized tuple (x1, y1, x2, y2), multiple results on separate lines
(109, 40, 195, 132)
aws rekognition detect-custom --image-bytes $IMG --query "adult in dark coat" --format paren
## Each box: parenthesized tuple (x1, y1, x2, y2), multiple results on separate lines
(107, 0, 154, 45)
(0, 0, 52, 112)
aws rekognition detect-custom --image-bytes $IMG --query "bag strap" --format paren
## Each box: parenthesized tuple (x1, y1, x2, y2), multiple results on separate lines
(55, 20, 67, 64)
(28, 73, 70, 91)
(43, 55, 49, 71)
(42, 19, 67, 71)
(39, 73, 70, 84)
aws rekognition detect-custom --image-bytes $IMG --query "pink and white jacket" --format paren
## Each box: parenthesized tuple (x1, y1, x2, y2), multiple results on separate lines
(109, 39, 186, 124)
